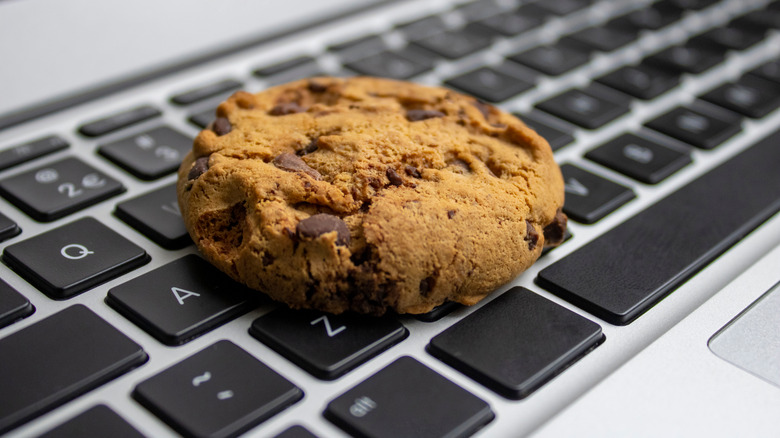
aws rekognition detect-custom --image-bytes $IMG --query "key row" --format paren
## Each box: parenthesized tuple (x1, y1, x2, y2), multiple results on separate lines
(0, 285, 603, 437)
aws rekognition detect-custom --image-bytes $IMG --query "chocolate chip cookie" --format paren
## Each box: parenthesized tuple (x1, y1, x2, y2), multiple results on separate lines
(177, 76, 566, 315)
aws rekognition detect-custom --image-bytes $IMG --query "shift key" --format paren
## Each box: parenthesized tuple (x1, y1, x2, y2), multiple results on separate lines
(0, 305, 147, 434)
(537, 128, 780, 325)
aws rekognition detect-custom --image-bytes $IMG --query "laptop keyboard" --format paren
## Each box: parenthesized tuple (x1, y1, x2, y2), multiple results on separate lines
(1, 0, 779, 437)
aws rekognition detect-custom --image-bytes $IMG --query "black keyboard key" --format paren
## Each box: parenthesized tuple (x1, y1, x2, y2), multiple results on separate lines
(750, 59, 780, 84)
(3, 217, 149, 299)
(560, 164, 635, 224)
(690, 25, 765, 52)
(99, 126, 192, 180)
(518, 112, 574, 151)
(645, 104, 742, 150)
(0, 157, 125, 222)
(538, 127, 780, 325)
(106, 255, 257, 345)
(700, 74, 780, 119)
(274, 425, 319, 438)
(254, 56, 316, 77)
(508, 42, 590, 76)
(609, 2, 683, 31)
(397, 15, 448, 41)
(477, 6, 545, 36)
(0, 279, 33, 329)
(457, 0, 506, 22)
(189, 107, 217, 129)
(585, 133, 692, 184)
(250, 308, 408, 380)
(0, 211, 20, 242)
(536, 87, 630, 129)
(115, 183, 191, 249)
(596, 63, 680, 100)
(346, 49, 434, 79)
(731, 9, 780, 32)
(668, 0, 718, 9)
(645, 44, 725, 75)
(134, 340, 302, 438)
(564, 25, 636, 53)
(78, 105, 161, 137)
(325, 356, 493, 438)
(429, 287, 602, 399)
(0, 305, 147, 434)
(444, 64, 534, 103)
(171, 79, 243, 106)
(329, 35, 387, 62)
(411, 23, 494, 59)
(38, 405, 145, 438)
(0, 135, 68, 172)
(536, 0, 590, 15)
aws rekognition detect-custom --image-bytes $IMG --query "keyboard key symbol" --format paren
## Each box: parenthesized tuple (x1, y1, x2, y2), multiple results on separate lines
(564, 177, 590, 197)
(724, 85, 757, 107)
(35, 168, 59, 184)
(310, 315, 346, 337)
(676, 112, 709, 133)
(349, 396, 377, 417)
(60, 243, 94, 260)
(171, 286, 201, 305)
(192, 371, 212, 387)
(622, 144, 654, 164)
(216, 390, 234, 400)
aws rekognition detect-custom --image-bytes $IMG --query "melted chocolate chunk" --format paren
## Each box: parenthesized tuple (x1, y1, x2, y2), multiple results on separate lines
(386, 168, 403, 186)
(406, 109, 446, 121)
(449, 159, 471, 174)
(296, 138, 319, 156)
(296, 213, 350, 246)
(212, 117, 232, 136)
(543, 209, 568, 247)
(273, 153, 322, 180)
(187, 157, 210, 181)
(269, 102, 305, 115)
(308, 80, 328, 93)
(472, 100, 493, 120)
(525, 220, 539, 250)
(404, 165, 422, 178)
(419, 276, 436, 296)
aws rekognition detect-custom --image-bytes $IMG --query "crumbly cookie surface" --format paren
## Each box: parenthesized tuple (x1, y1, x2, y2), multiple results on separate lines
(177, 76, 566, 315)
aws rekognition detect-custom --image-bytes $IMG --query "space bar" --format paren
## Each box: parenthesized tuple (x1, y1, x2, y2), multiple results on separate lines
(537, 128, 780, 325)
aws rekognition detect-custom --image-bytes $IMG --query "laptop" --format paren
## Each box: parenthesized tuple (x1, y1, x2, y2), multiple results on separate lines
(1, 0, 779, 436)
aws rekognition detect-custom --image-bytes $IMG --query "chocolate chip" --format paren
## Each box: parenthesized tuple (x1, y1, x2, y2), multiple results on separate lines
(472, 100, 493, 120)
(296, 213, 350, 246)
(449, 159, 471, 174)
(269, 102, 304, 115)
(187, 157, 210, 181)
(386, 168, 403, 186)
(308, 80, 327, 93)
(404, 165, 422, 178)
(543, 209, 568, 247)
(447, 210, 457, 219)
(296, 138, 319, 156)
(273, 153, 322, 180)
(368, 177, 383, 189)
(406, 109, 446, 121)
(419, 276, 436, 296)
(525, 220, 539, 250)
(212, 117, 232, 136)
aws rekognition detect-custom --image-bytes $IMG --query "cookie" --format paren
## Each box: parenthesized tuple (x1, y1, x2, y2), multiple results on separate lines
(177, 76, 566, 315)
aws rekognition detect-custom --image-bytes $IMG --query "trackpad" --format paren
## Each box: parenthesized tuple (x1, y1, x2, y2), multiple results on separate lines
(709, 281, 780, 388)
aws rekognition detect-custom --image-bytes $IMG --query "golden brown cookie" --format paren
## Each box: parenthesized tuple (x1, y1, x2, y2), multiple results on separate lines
(177, 76, 566, 315)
